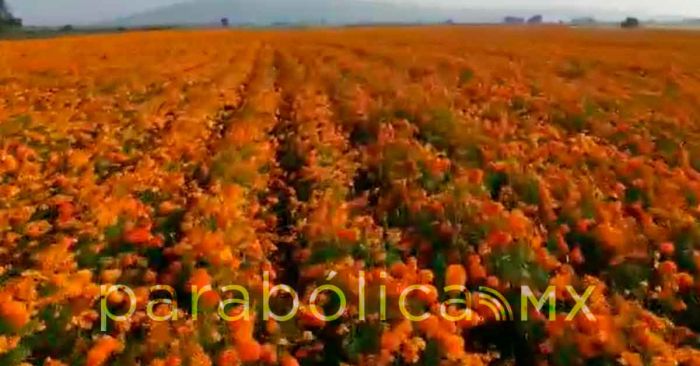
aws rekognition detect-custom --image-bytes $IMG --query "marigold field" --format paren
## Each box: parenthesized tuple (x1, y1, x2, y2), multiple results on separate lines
(2, 26, 700, 366)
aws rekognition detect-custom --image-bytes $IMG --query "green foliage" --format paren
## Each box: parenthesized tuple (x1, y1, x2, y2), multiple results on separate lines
(420, 107, 456, 150)
(513, 174, 541, 205)
(211, 145, 263, 187)
(485, 170, 509, 200)
(0, 344, 30, 365)
(156, 209, 186, 246)
(0, 114, 31, 137)
(347, 323, 381, 359)
(674, 225, 700, 273)
(421, 339, 441, 366)
(552, 110, 587, 133)
(309, 244, 347, 264)
(489, 243, 549, 289)
(557, 59, 586, 80)
(458, 68, 475, 85)
(608, 260, 651, 298)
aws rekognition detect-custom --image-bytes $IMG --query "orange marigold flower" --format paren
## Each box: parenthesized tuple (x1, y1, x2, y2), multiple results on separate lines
(507, 210, 529, 236)
(236, 339, 261, 362)
(25, 220, 51, 238)
(468, 255, 487, 282)
(620, 352, 643, 366)
(390, 262, 409, 278)
(280, 354, 300, 366)
(485, 275, 500, 290)
(395, 319, 413, 337)
(299, 307, 325, 328)
(57, 201, 75, 223)
(0, 300, 30, 331)
(265, 319, 279, 335)
(442, 334, 465, 359)
(595, 223, 625, 249)
(44, 358, 68, 366)
(165, 356, 182, 366)
(445, 264, 467, 287)
(416, 285, 439, 304)
(227, 312, 255, 340)
(418, 315, 441, 338)
(260, 344, 277, 364)
(659, 261, 677, 276)
(86, 336, 123, 366)
(336, 228, 358, 242)
(659, 242, 675, 256)
(190, 268, 212, 289)
(189, 268, 219, 308)
(486, 230, 512, 247)
(415, 269, 431, 285)
(381, 330, 402, 352)
(158, 201, 180, 215)
(677, 272, 694, 292)
(570, 246, 584, 265)
(216, 349, 239, 366)
(124, 226, 152, 244)
(576, 219, 593, 233)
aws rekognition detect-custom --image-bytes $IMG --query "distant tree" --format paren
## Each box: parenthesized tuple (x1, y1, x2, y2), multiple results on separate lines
(527, 15, 543, 24)
(0, 0, 22, 29)
(445, 18, 455, 25)
(221, 17, 229, 27)
(61, 24, 74, 32)
(504, 16, 525, 24)
(621, 17, 640, 28)
(571, 17, 596, 25)
(0, 0, 9, 20)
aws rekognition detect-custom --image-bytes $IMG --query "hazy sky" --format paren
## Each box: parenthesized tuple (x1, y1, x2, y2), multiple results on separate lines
(7, 0, 700, 25)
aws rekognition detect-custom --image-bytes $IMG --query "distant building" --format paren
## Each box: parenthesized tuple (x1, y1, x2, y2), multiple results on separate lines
(504, 16, 525, 24)
(621, 17, 640, 28)
(527, 15, 543, 24)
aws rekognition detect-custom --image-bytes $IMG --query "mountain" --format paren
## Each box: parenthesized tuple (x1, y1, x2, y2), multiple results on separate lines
(106, 0, 535, 27)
